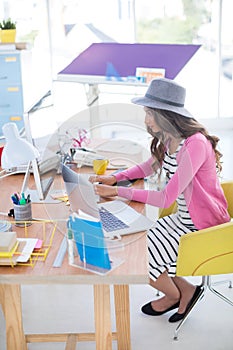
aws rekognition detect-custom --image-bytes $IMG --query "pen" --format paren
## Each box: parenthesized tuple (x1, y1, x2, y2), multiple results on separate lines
(79, 147, 96, 153)
(11, 195, 19, 205)
(19, 193, 26, 205)
(26, 194, 31, 203)
(14, 192, 20, 202)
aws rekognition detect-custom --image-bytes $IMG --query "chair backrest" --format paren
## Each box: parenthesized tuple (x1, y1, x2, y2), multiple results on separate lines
(176, 223, 233, 276)
(221, 180, 233, 218)
(176, 179, 233, 277)
(158, 180, 233, 219)
(158, 202, 177, 219)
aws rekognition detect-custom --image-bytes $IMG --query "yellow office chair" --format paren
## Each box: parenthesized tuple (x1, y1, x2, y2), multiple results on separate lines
(159, 181, 233, 340)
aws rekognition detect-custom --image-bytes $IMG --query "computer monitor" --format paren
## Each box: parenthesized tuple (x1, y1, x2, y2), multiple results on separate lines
(21, 134, 62, 204)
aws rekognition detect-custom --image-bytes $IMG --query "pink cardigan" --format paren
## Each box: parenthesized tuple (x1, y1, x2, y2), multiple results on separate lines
(115, 133, 230, 229)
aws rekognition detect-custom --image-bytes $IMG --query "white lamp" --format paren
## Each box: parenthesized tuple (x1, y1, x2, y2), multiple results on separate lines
(1, 123, 42, 197)
(1, 122, 40, 169)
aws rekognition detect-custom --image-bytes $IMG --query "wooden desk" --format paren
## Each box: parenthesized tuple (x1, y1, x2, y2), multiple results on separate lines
(0, 172, 149, 350)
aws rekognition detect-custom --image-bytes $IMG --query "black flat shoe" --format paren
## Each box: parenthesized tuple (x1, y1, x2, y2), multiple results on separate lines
(141, 300, 180, 316)
(168, 285, 203, 323)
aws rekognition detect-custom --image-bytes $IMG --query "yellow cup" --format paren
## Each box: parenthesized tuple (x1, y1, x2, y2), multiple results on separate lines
(93, 159, 109, 175)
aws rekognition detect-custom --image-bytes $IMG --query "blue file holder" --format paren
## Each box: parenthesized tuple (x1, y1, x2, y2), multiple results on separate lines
(67, 214, 125, 275)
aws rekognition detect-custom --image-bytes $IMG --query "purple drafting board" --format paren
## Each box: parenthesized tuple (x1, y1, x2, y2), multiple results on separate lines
(58, 43, 201, 80)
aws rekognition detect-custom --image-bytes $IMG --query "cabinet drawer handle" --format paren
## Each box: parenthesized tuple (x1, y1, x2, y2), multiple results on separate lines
(8, 87, 19, 92)
(0, 104, 10, 108)
(0, 76, 7, 80)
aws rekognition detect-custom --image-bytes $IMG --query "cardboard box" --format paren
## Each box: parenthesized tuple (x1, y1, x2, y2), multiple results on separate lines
(136, 67, 165, 83)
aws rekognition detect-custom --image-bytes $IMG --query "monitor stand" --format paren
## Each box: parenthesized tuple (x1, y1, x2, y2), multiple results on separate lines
(21, 159, 62, 204)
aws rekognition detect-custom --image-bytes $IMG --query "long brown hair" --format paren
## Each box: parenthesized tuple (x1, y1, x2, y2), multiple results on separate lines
(148, 108, 222, 173)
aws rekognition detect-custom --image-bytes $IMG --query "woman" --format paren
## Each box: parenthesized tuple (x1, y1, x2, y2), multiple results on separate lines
(89, 78, 230, 322)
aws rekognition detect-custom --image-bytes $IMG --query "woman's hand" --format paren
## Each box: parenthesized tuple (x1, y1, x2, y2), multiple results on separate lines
(94, 184, 118, 198)
(89, 175, 117, 186)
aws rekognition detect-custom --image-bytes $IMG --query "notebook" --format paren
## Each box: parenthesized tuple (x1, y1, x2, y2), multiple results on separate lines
(62, 164, 154, 238)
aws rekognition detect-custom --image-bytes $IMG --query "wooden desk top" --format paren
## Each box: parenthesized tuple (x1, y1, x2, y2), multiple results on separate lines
(0, 170, 149, 285)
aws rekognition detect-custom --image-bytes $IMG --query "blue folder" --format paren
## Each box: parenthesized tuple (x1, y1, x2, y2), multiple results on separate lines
(68, 215, 111, 270)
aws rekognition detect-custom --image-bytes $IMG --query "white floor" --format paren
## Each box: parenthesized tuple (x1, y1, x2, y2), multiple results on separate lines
(0, 275, 233, 350)
(0, 82, 233, 350)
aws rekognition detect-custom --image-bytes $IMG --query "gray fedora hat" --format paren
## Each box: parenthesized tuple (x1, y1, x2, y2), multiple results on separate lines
(132, 78, 193, 118)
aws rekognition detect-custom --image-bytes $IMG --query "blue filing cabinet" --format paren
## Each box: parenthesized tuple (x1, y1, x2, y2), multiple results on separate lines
(0, 51, 24, 136)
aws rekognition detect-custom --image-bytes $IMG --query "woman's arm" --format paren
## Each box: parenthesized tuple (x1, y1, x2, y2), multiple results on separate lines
(89, 156, 156, 185)
(114, 157, 155, 181)
(117, 137, 208, 207)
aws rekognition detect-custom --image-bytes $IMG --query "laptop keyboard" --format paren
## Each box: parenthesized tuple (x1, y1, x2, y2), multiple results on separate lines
(99, 206, 129, 232)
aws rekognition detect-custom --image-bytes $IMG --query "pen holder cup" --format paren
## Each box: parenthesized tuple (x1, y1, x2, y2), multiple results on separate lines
(14, 202, 32, 227)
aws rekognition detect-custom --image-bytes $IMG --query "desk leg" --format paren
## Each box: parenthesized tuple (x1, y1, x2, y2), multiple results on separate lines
(0, 285, 4, 313)
(94, 284, 112, 350)
(114, 285, 131, 350)
(1, 284, 27, 350)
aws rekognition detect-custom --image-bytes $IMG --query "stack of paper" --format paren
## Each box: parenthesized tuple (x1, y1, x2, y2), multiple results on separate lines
(0, 232, 19, 266)
(0, 232, 38, 266)
(0, 232, 17, 252)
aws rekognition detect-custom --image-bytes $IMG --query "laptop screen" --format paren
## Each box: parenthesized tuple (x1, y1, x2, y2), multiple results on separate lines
(62, 164, 100, 219)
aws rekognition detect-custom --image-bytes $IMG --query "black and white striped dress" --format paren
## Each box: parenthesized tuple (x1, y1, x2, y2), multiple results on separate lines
(148, 140, 198, 281)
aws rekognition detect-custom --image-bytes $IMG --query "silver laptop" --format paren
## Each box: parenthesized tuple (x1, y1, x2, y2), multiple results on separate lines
(62, 164, 154, 238)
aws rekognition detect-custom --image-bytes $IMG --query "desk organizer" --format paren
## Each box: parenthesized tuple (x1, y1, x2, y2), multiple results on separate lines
(0, 220, 58, 267)
(67, 215, 125, 275)
(14, 202, 32, 227)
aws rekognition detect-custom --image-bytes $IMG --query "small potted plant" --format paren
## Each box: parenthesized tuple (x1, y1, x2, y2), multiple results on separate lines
(0, 18, 16, 43)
